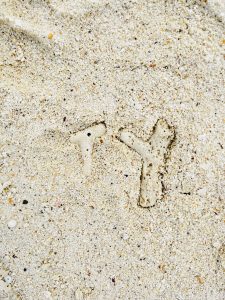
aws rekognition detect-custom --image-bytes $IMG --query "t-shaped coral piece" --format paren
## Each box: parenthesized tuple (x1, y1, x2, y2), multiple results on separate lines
(70, 123, 106, 175)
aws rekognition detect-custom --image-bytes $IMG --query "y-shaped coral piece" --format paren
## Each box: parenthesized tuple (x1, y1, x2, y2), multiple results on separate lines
(119, 119, 175, 207)
(70, 123, 106, 175)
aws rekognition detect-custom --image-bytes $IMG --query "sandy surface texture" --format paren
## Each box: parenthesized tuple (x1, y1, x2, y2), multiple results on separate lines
(0, 0, 225, 299)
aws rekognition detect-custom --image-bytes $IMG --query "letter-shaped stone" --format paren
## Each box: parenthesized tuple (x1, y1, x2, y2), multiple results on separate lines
(70, 123, 106, 175)
(119, 119, 174, 207)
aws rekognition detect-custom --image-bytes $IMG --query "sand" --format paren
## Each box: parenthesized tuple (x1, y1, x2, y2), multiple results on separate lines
(0, 0, 225, 299)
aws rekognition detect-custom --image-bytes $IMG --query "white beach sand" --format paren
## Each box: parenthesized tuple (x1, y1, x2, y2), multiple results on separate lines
(0, 0, 225, 299)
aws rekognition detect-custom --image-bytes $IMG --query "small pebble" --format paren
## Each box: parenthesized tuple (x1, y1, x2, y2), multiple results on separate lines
(4, 275, 12, 284)
(43, 291, 52, 299)
(122, 233, 129, 240)
(48, 32, 53, 40)
(196, 275, 204, 284)
(197, 188, 207, 197)
(198, 134, 207, 142)
(7, 220, 17, 228)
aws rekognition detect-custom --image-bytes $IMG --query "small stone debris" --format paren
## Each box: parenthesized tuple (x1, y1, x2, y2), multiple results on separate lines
(4, 275, 12, 284)
(8, 197, 14, 205)
(7, 220, 17, 228)
(48, 32, 53, 40)
(158, 263, 166, 273)
(43, 291, 52, 299)
(122, 233, 129, 240)
(195, 275, 204, 284)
